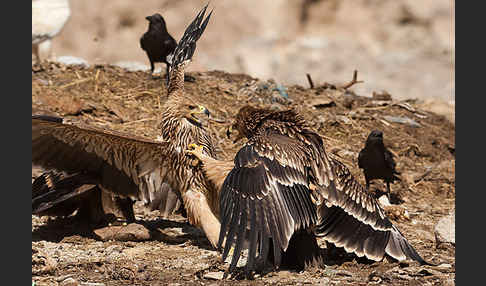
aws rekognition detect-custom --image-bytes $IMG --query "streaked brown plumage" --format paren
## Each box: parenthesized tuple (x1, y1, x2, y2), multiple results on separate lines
(188, 105, 429, 277)
(32, 5, 222, 247)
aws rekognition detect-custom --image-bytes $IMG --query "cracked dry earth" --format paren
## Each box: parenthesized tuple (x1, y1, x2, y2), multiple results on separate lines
(32, 62, 455, 286)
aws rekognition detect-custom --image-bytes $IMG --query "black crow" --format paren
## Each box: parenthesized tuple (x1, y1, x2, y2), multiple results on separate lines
(358, 130, 401, 200)
(140, 13, 177, 82)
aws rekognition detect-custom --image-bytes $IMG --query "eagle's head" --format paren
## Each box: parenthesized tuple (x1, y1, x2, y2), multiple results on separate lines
(227, 105, 304, 142)
(182, 102, 210, 127)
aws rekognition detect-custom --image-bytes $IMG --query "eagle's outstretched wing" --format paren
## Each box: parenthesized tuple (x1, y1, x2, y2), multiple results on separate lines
(315, 156, 425, 263)
(32, 115, 184, 217)
(218, 125, 429, 275)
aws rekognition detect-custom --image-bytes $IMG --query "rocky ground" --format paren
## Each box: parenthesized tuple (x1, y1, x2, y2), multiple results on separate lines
(32, 62, 455, 285)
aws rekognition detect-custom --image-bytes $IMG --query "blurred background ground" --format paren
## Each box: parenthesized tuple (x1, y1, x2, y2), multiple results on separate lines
(40, 0, 454, 123)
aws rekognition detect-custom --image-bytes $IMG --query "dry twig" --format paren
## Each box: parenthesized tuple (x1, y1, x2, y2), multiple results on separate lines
(60, 78, 91, 89)
(306, 73, 315, 89)
(341, 70, 364, 89)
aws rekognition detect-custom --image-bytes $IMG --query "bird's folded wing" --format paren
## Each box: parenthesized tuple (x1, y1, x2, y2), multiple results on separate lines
(32, 116, 182, 211)
(218, 133, 317, 273)
(384, 149, 398, 173)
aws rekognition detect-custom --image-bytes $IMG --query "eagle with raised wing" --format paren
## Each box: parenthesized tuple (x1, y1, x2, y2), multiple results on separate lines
(32, 5, 223, 247)
(187, 105, 430, 277)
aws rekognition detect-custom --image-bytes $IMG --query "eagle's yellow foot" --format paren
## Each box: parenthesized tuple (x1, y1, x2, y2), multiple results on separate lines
(228, 246, 235, 256)
(222, 246, 235, 263)
(187, 144, 204, 160)
(187, 143, 204, 166)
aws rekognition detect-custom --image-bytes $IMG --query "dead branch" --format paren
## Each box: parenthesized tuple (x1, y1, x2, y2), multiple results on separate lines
(306, 73, 315, 89)
(341, 70, 364, 90)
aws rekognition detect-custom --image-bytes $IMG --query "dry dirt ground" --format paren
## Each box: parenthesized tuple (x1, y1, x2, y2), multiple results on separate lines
(32, 62, 455, 285)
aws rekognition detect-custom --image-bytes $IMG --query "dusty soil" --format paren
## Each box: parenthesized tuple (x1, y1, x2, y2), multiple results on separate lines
(32, 62, 455, 285)
(45, 0, 454, 122)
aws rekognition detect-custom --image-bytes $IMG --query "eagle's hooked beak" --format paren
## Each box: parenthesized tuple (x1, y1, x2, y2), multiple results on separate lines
(189, 105, 210, 124)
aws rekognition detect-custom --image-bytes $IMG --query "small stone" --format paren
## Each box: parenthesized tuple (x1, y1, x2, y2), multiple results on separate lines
(60, 277, 79, 286)
(434, 211, 455, 246)
(335, 270, 353, 277)
(336, 115, 352, 125)
(372, 90, 393, 101)
(382, 115, 421, 128)
(309, 97, 336, 108)
(203, 271, 224, 280)
(93, 223, 151, 242)
(437, 263, 452, 269)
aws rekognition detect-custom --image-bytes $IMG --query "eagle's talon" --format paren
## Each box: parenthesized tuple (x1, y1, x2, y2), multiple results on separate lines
(186, 143, 204, 160)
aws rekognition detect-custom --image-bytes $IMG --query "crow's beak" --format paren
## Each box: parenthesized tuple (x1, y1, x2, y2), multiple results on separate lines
(145, 16, 151, 21)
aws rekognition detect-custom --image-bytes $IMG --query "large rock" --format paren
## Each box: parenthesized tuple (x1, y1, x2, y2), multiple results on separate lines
(434, 211, 455, 246)
(93, 223, 151, 241)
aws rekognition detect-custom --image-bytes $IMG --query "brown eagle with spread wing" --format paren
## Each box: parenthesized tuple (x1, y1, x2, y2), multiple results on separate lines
(32, 5, 223, 247)
(187, 105, 430, 276)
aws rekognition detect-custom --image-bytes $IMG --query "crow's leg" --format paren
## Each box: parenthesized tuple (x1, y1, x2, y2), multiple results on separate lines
(165, 64, 170, 85)
(150, 60, 156, 77)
